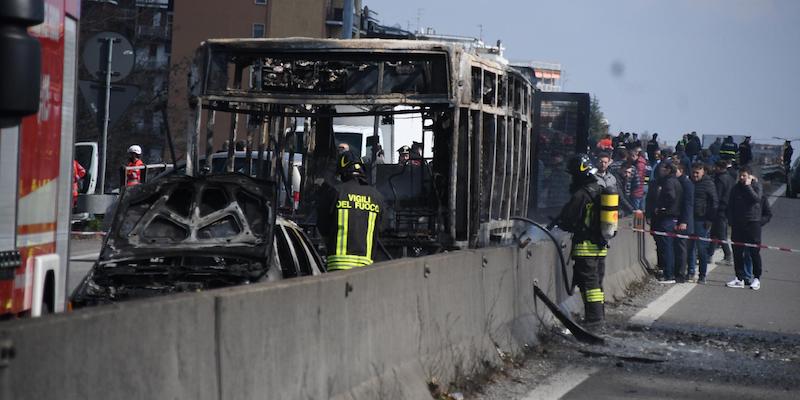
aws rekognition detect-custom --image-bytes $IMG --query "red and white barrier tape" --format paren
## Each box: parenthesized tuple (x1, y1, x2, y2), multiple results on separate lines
(630, 227, 800, 254)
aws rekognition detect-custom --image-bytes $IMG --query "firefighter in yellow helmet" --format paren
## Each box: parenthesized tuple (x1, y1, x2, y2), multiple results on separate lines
(552, 153, 618, 329)
(317, 151, 385, 271)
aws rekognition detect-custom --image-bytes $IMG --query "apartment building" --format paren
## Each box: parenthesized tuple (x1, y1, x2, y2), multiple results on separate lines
(167, 0, 370, 154)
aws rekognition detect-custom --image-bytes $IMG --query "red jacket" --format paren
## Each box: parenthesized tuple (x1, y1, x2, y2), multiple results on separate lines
(632, 154, 647, 198)
(72, 160, 86, 205)
(126, 159, 145, 186)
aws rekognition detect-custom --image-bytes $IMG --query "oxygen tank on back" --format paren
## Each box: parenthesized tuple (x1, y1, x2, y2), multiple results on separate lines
(599, 184, 619, 240)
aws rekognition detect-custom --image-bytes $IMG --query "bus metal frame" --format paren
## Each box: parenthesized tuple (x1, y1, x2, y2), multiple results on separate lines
(184, 38, 535, 254)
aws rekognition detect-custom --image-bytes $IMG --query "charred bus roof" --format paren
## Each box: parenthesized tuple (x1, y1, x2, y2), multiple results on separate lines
(188, 37, 530, 108)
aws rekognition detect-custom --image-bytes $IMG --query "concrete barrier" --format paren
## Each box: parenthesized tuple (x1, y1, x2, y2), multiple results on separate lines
(0, 293, 219, 400)
(0, 217, 652, 399)
(604, 220, 650, 303)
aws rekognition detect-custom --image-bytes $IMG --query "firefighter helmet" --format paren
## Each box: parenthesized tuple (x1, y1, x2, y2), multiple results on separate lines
(567, 153, 595, 178)
(337, 150, 365, 179)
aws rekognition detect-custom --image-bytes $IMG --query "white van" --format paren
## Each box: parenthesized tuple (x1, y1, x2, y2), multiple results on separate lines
(74, 142, 99, 195)
(294, 123, 387, 162)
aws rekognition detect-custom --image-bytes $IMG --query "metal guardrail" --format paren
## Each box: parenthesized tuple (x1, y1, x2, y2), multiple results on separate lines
(122, 163, 174, 186)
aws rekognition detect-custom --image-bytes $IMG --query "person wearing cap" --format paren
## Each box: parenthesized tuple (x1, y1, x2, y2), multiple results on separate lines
(316, 151, 385, 271)
(397, 145, 411, 164)
(126, 145, 145, 187)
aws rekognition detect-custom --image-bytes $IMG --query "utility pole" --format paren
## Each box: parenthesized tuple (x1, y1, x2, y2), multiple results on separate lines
(342, 0, 354, 39)
(99, 36, 119, 194)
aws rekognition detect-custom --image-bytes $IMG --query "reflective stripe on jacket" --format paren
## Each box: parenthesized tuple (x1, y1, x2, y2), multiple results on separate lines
(317, 179, 385, 271)
(555, 180, 608, 258)
(126, 159, 144, 186)
(719, 142, 738, 160)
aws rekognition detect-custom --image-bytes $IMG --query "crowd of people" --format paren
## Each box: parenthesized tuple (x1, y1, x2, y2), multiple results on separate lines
(591, 131, 780, 290)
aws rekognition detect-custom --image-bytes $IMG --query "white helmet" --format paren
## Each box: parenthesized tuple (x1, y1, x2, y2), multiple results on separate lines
(128, 145, 142, 155)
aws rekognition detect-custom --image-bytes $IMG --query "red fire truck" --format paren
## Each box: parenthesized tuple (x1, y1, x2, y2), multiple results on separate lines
(0, 0, 79, 317)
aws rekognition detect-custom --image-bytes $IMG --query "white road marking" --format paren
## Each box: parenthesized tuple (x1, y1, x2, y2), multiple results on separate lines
(521, 366, 599, 400)
(528, 185, 784, 397)
(629, 281, 703, 327)
(630, 247, 727, 327)
(769, 184, 785, 206)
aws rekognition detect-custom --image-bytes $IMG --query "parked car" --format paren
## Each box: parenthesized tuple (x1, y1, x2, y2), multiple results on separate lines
(70, 173, 323, 308)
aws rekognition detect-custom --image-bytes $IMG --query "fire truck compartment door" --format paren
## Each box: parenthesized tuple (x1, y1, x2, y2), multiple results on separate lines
(31, 253, 61, 317)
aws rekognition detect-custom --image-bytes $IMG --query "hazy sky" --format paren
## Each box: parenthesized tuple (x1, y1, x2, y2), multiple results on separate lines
(366, 0, 800, 146)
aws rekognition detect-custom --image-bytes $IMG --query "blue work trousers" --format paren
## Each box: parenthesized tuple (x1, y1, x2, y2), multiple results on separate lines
(653, 217, 677, 280)
(687, 221, 710, 278)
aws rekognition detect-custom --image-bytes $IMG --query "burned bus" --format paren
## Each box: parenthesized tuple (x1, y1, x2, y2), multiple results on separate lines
(184, 38, 587, 256)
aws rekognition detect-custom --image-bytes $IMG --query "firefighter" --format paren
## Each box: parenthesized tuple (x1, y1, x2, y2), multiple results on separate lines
(552, 153, 616, 329)
(126, 145, 145, 186)
(317, 151, 385, 271)
(719, 136, 738, 162)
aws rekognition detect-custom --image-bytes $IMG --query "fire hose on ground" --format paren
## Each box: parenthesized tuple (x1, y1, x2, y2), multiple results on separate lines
(512, 216, 605, 345)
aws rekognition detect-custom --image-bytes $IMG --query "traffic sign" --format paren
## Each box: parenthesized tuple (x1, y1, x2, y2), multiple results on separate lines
(82, 32, 134, 83)
(79, 80, 139, 130)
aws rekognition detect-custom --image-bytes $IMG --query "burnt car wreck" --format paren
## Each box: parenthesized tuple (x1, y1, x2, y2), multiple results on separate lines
(71, 174, 322, 307)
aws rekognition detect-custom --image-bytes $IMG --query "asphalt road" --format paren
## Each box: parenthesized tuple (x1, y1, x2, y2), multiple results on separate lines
(473, 196, 800, 399)
(655, 196, 800, 336)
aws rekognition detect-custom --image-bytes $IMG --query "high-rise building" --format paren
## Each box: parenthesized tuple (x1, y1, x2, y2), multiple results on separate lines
(77, 0, 175, 189)
(167, 0, 375, 155)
